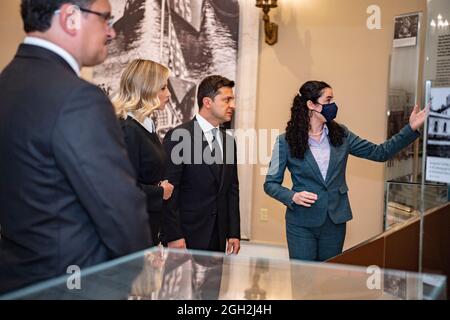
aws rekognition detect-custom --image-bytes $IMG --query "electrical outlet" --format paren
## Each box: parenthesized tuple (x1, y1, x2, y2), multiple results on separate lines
(260, 208, 269, 222)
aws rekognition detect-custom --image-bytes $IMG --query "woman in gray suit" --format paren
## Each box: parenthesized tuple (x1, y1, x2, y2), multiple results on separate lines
(264, 80, 428, 261)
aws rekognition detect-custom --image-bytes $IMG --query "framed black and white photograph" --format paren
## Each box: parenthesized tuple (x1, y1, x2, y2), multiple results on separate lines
(426, 86, 450, 184)
(93, 0, 240, 139)
(393, 13, 420, 48)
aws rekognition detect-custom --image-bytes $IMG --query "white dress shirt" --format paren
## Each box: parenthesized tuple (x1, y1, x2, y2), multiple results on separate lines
(127, 112, 156, 133)
(24, 36, 80, 76)
(195, 113, 223, 156)
(308, 124, 330, 181)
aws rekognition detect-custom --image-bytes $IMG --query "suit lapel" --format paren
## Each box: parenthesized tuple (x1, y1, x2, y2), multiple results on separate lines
(218, 128, 228, 192)
(325, 143, 338, 185)
(304, 148, 326, 186)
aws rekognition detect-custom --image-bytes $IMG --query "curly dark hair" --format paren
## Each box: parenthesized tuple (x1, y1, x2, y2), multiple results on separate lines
(21, 0, 94, 33)
(286, 81, 345, 159)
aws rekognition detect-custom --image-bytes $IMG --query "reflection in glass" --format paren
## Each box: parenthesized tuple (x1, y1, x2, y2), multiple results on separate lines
(1, 248, 446, 300)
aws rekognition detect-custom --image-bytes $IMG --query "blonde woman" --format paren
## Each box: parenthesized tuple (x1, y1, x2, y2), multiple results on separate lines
(113, 59, 173, 246)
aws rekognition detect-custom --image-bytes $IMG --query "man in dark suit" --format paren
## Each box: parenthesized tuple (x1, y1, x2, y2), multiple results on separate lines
(163, 75, 241, 254)
(0, 0, 152, 294)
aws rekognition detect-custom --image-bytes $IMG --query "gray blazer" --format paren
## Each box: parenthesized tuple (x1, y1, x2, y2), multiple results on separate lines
(264, 124, 420, 227)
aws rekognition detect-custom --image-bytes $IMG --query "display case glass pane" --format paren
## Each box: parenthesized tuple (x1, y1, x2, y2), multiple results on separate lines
(0, 247, 446, 300)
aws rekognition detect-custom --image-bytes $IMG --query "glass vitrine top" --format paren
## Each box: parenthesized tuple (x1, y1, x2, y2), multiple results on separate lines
(0, 246, 446, 300)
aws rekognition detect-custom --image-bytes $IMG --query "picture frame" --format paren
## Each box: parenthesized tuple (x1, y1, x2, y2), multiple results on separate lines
(393, 13, 420, 48)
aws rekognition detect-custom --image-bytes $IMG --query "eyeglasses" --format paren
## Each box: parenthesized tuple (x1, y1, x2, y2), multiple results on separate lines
(78, 6, 114, 27)
(55, 5, 114, 28)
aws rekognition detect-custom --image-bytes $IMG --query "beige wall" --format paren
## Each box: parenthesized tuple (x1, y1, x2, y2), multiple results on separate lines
(0, 0, 427, 250)
(252, 0, 426, 249)
(0, 0, 94, 78)
(0, 0, 23, 69)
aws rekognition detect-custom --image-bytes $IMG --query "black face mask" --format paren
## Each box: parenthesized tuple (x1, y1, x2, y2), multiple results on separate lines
(314, 102, 338, 122)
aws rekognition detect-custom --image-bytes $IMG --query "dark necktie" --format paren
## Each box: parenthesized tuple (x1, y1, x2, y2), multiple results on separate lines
(210, 128, 223, 178)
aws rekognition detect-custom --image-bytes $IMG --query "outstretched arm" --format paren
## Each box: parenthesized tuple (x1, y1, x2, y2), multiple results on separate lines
(348, 105, 428, 162)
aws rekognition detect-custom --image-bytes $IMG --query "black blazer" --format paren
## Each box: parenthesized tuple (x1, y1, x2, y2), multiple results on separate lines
(0, 44, 152, 294)
(162, 117, 240, 252)
(120, 117, 166, 213)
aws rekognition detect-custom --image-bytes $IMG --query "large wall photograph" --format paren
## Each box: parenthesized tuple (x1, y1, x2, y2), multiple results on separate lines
(93, 0, 240, 139)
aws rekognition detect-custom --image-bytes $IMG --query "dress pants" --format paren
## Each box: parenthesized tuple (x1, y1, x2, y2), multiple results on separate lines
(286, 214, 346, 262)
(191, 214, 223, 300)
(208, 215, 221, 252)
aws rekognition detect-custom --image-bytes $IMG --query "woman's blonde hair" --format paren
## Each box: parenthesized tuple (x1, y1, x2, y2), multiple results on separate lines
(113, 59, 170, 121)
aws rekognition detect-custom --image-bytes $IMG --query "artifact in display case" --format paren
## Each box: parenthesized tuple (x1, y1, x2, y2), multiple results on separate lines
(386, 201, 419, 228)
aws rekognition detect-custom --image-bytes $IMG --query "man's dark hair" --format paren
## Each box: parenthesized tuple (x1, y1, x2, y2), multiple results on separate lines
(197, 75, 235, 109)
(21, 0, 95, 33)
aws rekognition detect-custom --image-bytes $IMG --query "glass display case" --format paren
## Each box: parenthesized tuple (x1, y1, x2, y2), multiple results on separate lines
(0, 247, 446, 300)
(384, 181, 448, 230)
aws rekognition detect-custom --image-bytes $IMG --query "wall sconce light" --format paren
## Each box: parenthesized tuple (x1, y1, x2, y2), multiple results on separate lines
(256, 0, 278, 45)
